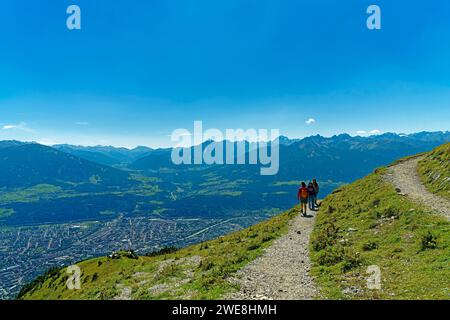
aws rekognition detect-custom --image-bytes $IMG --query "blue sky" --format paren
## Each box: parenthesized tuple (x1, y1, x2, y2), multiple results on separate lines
(0, 0, 449, 148)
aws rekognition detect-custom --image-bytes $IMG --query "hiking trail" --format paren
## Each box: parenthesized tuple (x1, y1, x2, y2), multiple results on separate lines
(226, 209, 318, 300)
(384, 156, 450, 220)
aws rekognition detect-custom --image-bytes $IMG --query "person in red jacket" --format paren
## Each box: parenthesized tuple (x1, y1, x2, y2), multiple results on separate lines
(297, 182, 309, 216)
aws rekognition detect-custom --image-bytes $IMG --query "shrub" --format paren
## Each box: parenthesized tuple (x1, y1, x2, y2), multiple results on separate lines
(381, 206, 401, 219)
(146, 247, 177, 257)
(17, 267, 62, 299)
(341, 249, 361, 272)
(312, 222, 339, 251)
(262, 235, 275, 242)
(420, 232, 438, 251)
(316, 246, 343, 266)
(199, 258, 214, 271)
(246, 243, 260, 251)
(158, 264, 181, 278)
(362, 241, 379, 251)
(123, 250, 139, 259)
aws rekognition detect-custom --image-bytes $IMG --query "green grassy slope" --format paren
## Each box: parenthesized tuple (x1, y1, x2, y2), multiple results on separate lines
(20, 209, 297, 300)
(310, 168, 449, 299)
(417, 143, 450, 200)
(20, 144, 450, 300)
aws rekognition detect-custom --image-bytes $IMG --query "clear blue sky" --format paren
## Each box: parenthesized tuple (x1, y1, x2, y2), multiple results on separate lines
(0, 0, 449, 148)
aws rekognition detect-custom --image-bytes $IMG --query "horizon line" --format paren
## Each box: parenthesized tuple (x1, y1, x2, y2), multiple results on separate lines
(1, 130, 449, 151)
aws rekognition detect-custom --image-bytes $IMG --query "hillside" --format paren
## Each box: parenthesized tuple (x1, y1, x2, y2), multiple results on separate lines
(4, 133, 446, 228)
(20, 144, 450, 300)
(417, 143, 450, 200)
(130, 132, 450, 184)
(310, 147, 450, 299)
(53, 145, 152, 166)
(19, 209, 297, 300)
(0, 143, 153, 226)
(8, 138, 449, 299)
(0, 143, 132, 189)
(126, 131, 450, 220)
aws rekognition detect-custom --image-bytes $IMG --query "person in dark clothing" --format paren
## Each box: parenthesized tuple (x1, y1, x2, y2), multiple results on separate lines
(307, 182, 317, 210)
(297, 182, 308, 216)
(312, 179, 320, 207)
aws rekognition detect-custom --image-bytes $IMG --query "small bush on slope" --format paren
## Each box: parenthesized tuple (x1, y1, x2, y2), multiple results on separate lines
(20, 209, 296, 300)
(418, 142, 450, 200)
(310, 170, 449, 299)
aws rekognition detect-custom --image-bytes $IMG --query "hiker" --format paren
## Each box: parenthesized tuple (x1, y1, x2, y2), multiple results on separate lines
(312, 178, 320, 207)
(297, 182, 309, 216)
(307, 182, 317, 210)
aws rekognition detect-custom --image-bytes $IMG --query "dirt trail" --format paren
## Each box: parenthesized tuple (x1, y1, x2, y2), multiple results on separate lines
(384, 157, 450, 220)
(226, 209, 318, 300)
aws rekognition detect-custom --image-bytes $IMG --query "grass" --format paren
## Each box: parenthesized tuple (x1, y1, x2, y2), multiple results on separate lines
(0, 208, 15, 218)
(310, 169, 450, 299)
(20, 207, 297, 300)
(417, 143, 450, 200)
(0, 184, 64, 204)
(18, 144, 450, 300)
(0, 183, 162, 205)
(193, 179, 248, 197)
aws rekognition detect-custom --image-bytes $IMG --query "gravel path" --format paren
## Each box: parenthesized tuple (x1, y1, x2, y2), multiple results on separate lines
(226, 209, 318, 300)
(384, 156, 450, 220)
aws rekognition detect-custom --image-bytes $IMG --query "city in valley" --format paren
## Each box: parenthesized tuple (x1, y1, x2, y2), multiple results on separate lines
(0, 214, 265, 300)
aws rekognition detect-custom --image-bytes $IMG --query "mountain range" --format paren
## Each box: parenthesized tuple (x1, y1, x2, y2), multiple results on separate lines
(17, 141, 450, 300)
(1, 131, 450, 226)
(1, 131, 450, 300)
(52, 144, 153, 166)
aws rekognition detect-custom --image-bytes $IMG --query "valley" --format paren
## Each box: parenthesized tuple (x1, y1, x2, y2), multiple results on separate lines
(1, 131, 449, 299)
(18, 141, 450, 300)
(0, 214, 275, 299)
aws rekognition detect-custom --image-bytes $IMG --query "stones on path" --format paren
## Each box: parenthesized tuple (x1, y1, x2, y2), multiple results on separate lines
(384, 156, 450, 220)
(226, 211, 318, 300)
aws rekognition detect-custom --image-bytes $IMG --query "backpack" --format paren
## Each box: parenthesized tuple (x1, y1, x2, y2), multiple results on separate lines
(300, 187, 308, 199)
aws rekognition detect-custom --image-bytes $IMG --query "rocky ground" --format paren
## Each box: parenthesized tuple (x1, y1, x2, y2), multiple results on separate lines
(226, 208, 319, 300)
(384, 156, 450, 220)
